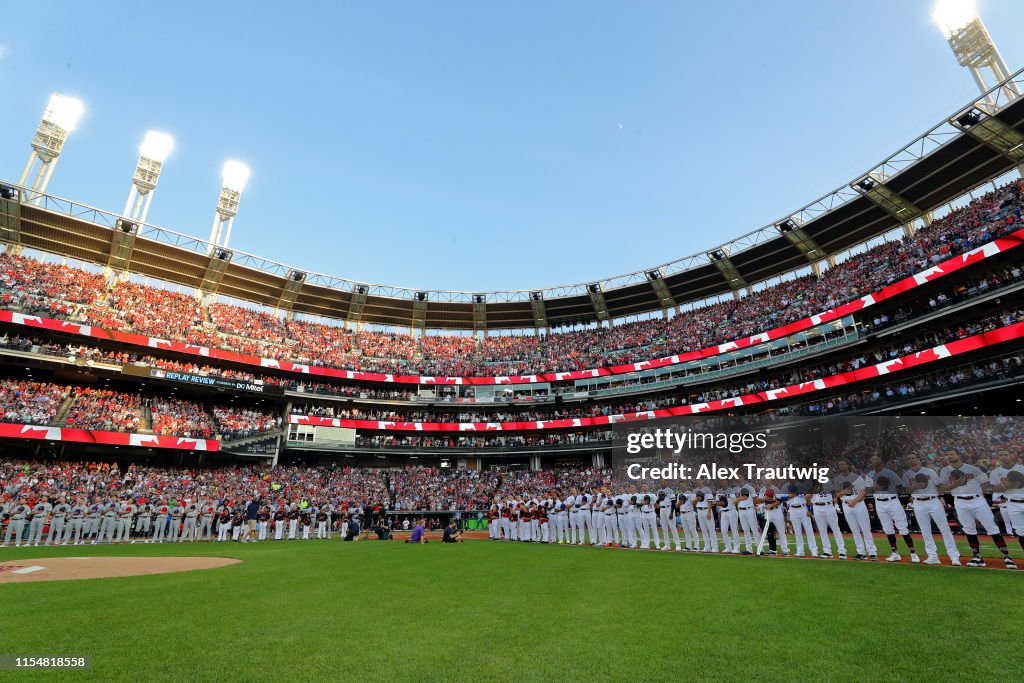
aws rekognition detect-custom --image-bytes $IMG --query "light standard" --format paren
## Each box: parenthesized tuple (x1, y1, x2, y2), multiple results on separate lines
(123, 131, 174, 224)
(18, 93, 85, 204)
(932, 0, 1021, 104)
(208, 160, 250, 251)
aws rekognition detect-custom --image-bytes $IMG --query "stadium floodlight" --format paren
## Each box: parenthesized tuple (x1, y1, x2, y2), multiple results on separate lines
(221, 160, 250, 193)
(123, 130, 174, 224)
(208, 160, 250, 252)
(932, 0, 1020, 105)
(17, 93, 86, 204)
(932, 0, 977, 37)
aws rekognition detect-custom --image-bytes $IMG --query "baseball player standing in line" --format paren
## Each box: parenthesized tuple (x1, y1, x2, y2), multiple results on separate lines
(273, 506, 286, 540)
(168, 501, 184, 542)
(258, 505, 270, 540)
(811, 481, 845, 559)
(638, 494, 660, 550)
(316, 507, 328, 539)
(760, 488, 789, 556)
(902, 453, 960, 565)
(199, 502, 215, 540)
(989, 450, 1018, 538)
(695, 491, 717, 552)
(1, 497, 29, 546)
(938, 448, 1016, 569)
(152, 500, 169, 543)
(785, 484, 817, 557)
(46, 495, 70, 546)
(288, 504, 300, 540)
(625, 489, 643, 548)
(575, 491, 590, 545)
(657, 488, 681, 552)
(64, 497, 86, 545)
(833, 460, 876, 561)
(589, 489, 604, 546)
(97, 502, 117, 544)
(85, 499, 102, 541)
(136, 501, 152, 539)
(991, 453, 1024, 552)
(866, 455, 919, 563)
(28, 495, 51, 546)
(181, 504, 199, 542)
(735, 478, 760, 555)
(554, 495, 569, 543)
(715, 484, 738, 554)
(217, 507, 233, 541)
(116, 498, 135, 544)
(600, 494, 616, 546)
(566, 489, 580, 545)
(676, 485, 699, 552)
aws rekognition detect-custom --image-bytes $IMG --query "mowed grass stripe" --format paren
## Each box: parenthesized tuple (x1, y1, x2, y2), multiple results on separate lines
(0, 540, 1020, 682)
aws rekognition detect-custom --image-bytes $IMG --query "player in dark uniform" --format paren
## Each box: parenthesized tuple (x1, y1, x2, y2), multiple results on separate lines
(273, 506, 287, 541)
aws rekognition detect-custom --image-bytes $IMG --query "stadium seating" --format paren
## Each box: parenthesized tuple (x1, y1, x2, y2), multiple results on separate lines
(1, 180, 1020, 377)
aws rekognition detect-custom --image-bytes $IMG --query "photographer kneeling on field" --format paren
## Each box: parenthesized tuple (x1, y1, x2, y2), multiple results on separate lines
(405, 519, 427, 544)
(343, 517, 360, 541)
(374, 516, 392, 540)
(442, 521, 463, 543)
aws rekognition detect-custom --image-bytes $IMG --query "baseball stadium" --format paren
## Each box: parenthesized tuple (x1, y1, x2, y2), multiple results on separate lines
(1, 2, 1023, 681)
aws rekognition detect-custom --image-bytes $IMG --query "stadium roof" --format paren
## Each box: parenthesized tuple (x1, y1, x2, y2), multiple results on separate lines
(4, 69, 1024, 331)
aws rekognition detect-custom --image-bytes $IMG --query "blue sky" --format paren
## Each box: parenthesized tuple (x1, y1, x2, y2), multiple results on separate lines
(1, 1, 1022, 294)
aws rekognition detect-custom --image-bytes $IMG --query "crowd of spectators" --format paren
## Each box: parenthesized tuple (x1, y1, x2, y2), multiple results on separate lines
(0, 460, 390, 512)
(2, 181, 1022, 377)
(0, 377, 281, 441)
(149, 398, 216, 438)
(0, 379, 68, 425)
(83, 281, 202, 340)
(212, 407, 282, 441)
(390, 467, 499, 511)
(64, 388, 142, 432)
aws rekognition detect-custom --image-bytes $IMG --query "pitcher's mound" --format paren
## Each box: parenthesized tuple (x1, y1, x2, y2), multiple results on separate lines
(0, 556, 240, 583)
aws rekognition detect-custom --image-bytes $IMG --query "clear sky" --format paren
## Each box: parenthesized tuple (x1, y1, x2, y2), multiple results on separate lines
(1, 1, 1022, 294)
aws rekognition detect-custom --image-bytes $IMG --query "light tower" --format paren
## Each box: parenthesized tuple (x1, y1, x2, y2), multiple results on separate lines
(933, 0, 1021, 104)
(123, 131, 174, 224)
(18, 93, 85, 204)
(207, 160, 250, 251)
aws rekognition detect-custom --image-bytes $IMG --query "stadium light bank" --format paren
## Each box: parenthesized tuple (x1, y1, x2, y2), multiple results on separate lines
(123, 130, 175, 225)
(208, 160, 250, 253)
(932, 0, 1022, 103)
(17, 93, 85, 205)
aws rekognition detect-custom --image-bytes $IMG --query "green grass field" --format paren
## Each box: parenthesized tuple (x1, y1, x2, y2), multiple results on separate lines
(1, 538, 1021, 682)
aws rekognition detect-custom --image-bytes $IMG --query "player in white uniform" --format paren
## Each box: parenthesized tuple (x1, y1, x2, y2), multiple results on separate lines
(811, 481, 845, 559)
(553, 495, 568, 543)
(735, 478, 759, 555)
(784, 484, 817, 557)
(565, 490, 580, 544)
(656, 488, 680, 551)
(833, 460, 876, 561)
(865, 456, 919, 563)
(902, 453, 960, 566)
(625, 488, 642, 548)
(939, 448, 1016, 569)
(990, 452, 1024, 552)
(694, 491, 717, 552)
(989, 450, 1019, 538)
(716, 485, 739, 554)
(759, 486, 789, 556)
(676, 486, 699, 552)
(637, 494, 660, 550)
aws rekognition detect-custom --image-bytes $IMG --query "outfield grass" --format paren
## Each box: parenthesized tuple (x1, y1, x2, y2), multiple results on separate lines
(1, 539, 1021, 682)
